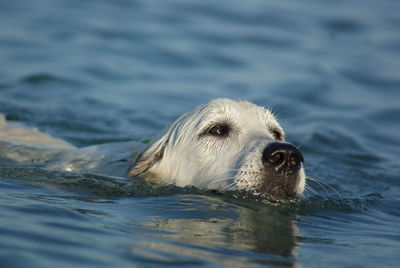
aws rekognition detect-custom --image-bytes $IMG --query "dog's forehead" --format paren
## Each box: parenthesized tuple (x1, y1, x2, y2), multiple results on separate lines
(204, 99, 278, 126)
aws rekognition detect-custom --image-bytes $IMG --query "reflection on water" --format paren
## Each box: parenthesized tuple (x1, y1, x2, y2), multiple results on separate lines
(139, 196, 299, 267)
(0, 160, 301, 266)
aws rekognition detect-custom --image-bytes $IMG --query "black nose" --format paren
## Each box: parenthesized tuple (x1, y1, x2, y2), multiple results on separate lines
(262, 142, 304, 171)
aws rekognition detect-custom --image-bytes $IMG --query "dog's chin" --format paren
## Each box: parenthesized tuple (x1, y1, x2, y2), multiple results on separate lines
(257, 170, 304, 199)
(248, 190, 300, 206)
(254, 188, 301, 199)
(259, 185, 302, 199)
(232, 174, 304, 199)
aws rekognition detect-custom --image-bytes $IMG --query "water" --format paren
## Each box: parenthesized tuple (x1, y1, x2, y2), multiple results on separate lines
(1, 0, 399, 267)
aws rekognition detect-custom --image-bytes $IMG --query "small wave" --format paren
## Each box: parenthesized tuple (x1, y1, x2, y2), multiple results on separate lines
(0, 165, 383, 214)
(340, 69, 400, 91)
(322, 17, 365, 34)
(296, 194, 383, 214)
(20, 73, 83, 86)
(0, 167, 128, 197)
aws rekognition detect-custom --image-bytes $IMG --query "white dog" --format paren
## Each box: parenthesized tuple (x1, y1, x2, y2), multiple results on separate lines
(127, 98, 305, 197)
(0, 98, 305, 197)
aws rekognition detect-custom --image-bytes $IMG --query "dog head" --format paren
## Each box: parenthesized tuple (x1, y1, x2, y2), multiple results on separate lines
(128, 98, 305, 197)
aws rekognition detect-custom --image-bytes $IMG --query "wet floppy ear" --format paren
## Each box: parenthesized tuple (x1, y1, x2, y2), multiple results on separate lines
(126, 135, 168, 178)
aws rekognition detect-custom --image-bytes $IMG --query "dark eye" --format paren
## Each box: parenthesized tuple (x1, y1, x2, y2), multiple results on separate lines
(272, 129, 284, 141)
(208, 124, 230, 137)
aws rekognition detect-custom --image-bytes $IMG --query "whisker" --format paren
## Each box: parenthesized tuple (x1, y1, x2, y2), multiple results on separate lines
(206, 177, 234, 186)
(306, 176, 341, 198)
(220, 181, 238, 191)
(305, 184, 319, 195)
(307, 177, 329, 194)
(205, 168, 242, 188)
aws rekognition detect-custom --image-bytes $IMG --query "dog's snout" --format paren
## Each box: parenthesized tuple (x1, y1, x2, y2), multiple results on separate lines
(262, 142, 304, 171)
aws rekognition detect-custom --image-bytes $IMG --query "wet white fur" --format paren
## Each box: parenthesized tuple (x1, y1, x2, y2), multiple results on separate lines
(0, 99, 305, 195)
(131, 98, 305, 196)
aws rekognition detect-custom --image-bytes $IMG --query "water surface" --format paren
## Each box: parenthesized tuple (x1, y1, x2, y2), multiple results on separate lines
(1, 0, 399, 267)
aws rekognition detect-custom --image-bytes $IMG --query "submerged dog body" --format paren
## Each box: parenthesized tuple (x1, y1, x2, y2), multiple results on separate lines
(0, 99, 305, 197)
(128, 98, 305, 197)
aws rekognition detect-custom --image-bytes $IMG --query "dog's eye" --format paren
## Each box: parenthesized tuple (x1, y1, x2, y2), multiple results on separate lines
(272, 129, 284, 141)
(208, 124, 230, 137)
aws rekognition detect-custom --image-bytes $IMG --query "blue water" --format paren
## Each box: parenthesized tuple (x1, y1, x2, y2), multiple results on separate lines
(1, 0, 400, 267)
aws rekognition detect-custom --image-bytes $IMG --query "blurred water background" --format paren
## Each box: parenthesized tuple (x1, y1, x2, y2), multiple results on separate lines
(0, 0, 399, 267)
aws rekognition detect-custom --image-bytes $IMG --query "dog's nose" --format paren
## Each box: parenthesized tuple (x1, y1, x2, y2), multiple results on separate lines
(262, 142, 304, 171)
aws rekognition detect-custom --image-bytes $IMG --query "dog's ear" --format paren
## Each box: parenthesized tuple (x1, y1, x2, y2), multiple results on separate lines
(126, 136, 168, 178)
